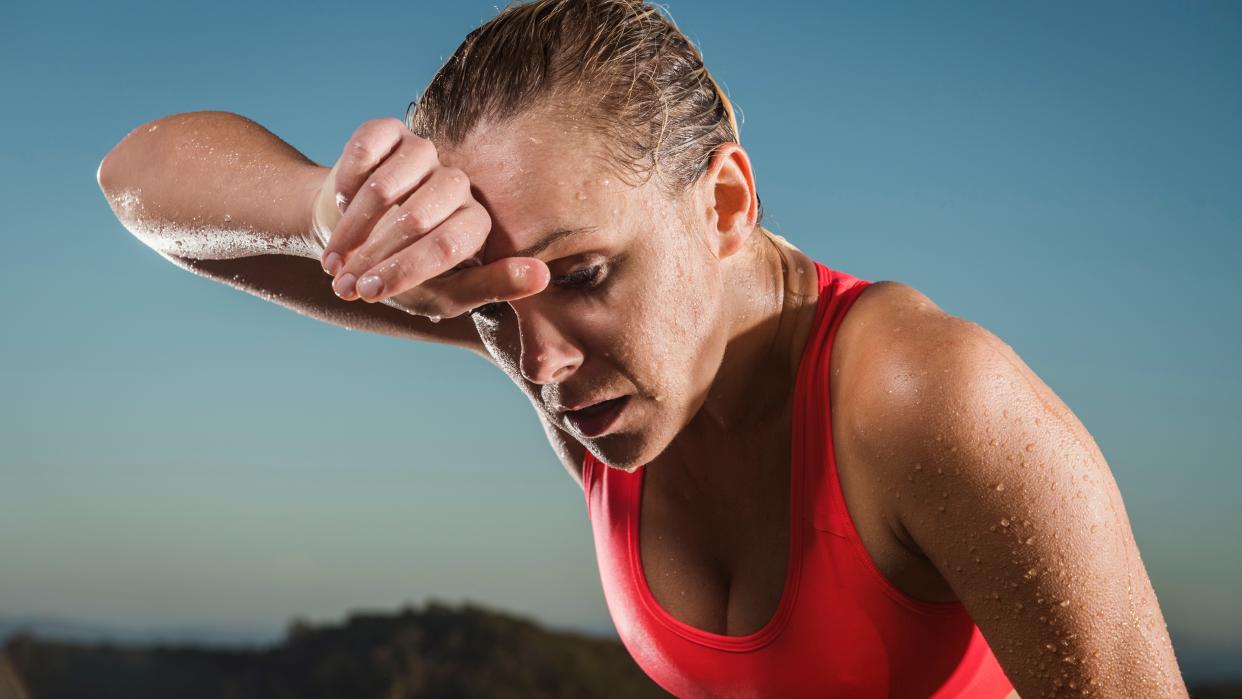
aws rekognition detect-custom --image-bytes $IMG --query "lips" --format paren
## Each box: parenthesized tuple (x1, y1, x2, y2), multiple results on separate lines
(563, 395, 631, 437)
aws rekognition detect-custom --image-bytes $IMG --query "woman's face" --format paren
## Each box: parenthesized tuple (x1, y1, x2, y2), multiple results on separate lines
(440, 116, 732, 471)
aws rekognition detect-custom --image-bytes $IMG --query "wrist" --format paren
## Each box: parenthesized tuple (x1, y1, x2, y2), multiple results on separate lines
(308, 162, 343, 254)
(294, 164, 335, 260)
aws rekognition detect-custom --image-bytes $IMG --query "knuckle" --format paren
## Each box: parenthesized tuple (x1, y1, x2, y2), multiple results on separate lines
(439, 165, 466, 182)
(400, 209, 434, 236)
(429, 230, 464, 266)
(410, 136, 438, 160)
(367, 172, 402, 203)
(348, 138, 380, 166)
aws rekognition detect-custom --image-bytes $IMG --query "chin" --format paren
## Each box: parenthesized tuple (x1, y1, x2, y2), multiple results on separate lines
(586, 419, 677, 473)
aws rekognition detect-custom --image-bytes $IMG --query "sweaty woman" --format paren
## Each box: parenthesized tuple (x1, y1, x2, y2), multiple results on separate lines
(97, 1, 1187, 697)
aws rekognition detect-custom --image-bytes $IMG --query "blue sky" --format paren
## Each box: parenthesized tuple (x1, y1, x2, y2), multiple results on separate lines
(2, 0, 1240, 681)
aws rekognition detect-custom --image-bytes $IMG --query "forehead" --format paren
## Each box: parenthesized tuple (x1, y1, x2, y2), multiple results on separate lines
(439, 116, 632, 262)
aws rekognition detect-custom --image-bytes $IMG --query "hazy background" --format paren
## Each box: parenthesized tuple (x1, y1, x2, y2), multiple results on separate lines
(2, 0, 1239, 683)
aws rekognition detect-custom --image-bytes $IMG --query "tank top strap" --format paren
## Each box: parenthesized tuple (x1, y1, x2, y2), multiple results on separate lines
(797, 262, 873, 535)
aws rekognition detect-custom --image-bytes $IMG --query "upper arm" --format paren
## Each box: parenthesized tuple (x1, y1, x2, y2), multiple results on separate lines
(159, 251, 489, 357)
(853, 284, 1188, 698)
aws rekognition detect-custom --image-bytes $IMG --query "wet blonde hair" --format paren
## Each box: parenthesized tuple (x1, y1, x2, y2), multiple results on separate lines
(406, 0, 762, 224)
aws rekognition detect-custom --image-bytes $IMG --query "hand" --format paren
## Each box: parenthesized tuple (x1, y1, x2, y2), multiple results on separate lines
(314, 118, 549, 319)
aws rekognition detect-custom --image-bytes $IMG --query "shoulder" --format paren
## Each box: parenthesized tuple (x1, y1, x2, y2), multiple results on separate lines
(835, 279, 1072, 514)
(833, 279, 1017, 444)
(836, 280, 1184, 697)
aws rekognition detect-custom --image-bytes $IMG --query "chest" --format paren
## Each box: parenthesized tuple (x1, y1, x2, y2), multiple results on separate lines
(636, 398, 953, 638)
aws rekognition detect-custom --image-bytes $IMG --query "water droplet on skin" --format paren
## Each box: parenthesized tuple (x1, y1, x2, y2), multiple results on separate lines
(223, 214, 232, 222)
(988, 438, 998, 446)
(427, 315, 441, 323)
(1025, 442, 1035, 452)
(1000, 518, 1011, 527)
(995, 482, 1005, 491)
(575, 191, 587, 201)
(1025, 536, 1035, 544)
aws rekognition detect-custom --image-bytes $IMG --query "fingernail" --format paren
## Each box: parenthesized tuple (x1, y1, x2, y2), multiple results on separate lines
(323, 251, 343, 276)
(334, 273, 357, 298)
(357, 275, 383, 300)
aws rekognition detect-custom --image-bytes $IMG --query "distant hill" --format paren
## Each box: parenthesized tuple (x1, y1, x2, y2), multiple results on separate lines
(1, 599, 670, 698)
(3, 602, 1238, 698)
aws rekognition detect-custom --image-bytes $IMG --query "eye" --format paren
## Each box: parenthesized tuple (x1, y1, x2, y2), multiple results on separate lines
(469, 263, 608, 322)
(554, 264, 604, 290)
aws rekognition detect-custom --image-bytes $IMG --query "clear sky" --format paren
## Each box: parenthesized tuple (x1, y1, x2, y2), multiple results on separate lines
(2, 0, 1240, 681)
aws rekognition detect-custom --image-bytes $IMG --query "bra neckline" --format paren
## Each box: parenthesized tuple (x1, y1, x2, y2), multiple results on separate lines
(622, 261, 831, 652)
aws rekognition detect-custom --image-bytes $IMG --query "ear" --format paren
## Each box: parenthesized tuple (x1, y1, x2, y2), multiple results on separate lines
(698, 143, 759, 260)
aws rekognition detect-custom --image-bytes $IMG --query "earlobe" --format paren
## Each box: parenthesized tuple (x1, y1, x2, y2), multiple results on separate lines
(705, 144, 758, 260)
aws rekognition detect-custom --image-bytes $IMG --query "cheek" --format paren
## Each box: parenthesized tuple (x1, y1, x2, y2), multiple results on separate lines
(474, 316, 524, 383)
(609, 239, 724, 402)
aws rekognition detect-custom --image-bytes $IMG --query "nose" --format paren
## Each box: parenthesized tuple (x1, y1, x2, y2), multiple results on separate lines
(509, 297, 582, 385)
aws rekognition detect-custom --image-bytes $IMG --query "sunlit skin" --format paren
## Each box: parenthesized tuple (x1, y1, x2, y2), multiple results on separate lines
(436, 111, 814, 474)
(427, 113, 1182, 696)
(98, 103, 1187, 695)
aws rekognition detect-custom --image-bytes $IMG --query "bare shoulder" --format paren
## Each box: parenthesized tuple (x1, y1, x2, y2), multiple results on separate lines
(833, 278, 1059, 492)
(837, 281, 1185, 696)
(837, 278, 1073, 459)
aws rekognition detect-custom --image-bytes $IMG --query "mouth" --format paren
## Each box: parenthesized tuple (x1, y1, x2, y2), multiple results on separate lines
(562, 395, 631, 438)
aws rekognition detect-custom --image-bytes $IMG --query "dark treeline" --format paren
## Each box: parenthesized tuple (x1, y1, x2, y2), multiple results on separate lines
(1, 599, 670, 698)
(2, 601, 1238, 698)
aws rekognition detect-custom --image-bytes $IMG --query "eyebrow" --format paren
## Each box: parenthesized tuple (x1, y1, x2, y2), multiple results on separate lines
(509, 226, 598, 260)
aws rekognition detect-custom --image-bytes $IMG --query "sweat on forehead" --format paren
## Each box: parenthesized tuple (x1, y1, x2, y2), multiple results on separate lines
(440, 116, 648, 263)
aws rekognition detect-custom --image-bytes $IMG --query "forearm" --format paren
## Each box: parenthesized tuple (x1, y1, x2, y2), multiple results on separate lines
(98, 111, 325, 260)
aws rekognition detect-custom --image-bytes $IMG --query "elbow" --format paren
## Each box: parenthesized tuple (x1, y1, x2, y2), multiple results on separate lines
(97, 128, 135, 199)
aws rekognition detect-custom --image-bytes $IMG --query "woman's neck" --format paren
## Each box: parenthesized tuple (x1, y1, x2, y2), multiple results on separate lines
(679, 226, 821, 448)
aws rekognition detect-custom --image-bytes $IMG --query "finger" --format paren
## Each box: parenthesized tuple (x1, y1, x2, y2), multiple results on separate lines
(388, 258, 552, 320)
(426, 257, 552, 315)
(332, 118, 404, 214)
(327, 133, 439, 265)
(349, 203, 491, 302)
(334, 166, 471, 291)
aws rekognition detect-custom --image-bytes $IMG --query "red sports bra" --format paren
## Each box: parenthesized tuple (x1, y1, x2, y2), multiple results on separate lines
(581, 261, 1015, 698)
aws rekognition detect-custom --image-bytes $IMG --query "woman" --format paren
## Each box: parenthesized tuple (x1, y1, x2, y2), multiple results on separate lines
(97, 1, 1187, 697)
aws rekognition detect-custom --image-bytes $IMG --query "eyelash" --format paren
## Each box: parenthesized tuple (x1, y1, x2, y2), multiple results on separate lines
(469, 264, 606, 321)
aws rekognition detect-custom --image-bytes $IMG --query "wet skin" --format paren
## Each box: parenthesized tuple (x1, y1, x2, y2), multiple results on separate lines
(433, 113, 1183, 697)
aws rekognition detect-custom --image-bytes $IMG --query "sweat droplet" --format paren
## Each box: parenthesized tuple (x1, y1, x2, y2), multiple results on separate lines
(1000, 518, 1011, 527)
(995, 482, 1005, 491)
(427, 315, 441, 323)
